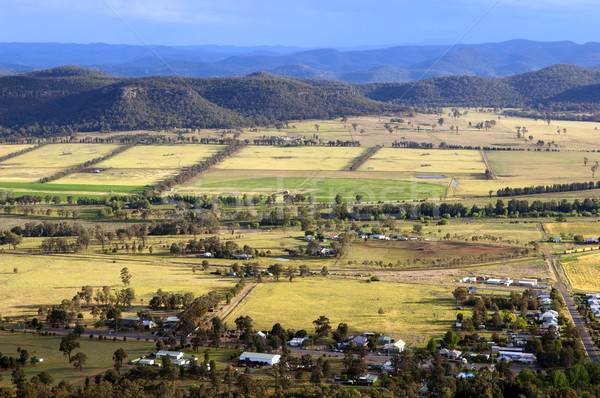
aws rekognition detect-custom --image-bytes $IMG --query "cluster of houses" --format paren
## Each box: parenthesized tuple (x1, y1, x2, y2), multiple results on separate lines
(357, 232, 418, 241)
(586, 293, 600, 319)
(458, 276, 550, 289)
(105, 315, 179, 331)
(132, 350, 201, 368)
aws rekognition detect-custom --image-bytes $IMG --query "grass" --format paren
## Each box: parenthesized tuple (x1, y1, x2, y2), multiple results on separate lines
(0, 144, 34, 157)
(56, 144, 223, 186)
(0, 182, 143, 195)
(215, 146, 365, 171)
(0, 331, 155, 387)
(545, 221, 600, 238)
(191, 174, 446, 202)
(0, 250, 238, 316)
(561, 253, 600, 292)
(360, 148, 486, 176)
(225, 278, 456, 345)
(0, 144, 121, 183)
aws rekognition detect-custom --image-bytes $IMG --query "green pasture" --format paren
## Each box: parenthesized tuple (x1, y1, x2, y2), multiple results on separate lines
(0, 332, 155, 387)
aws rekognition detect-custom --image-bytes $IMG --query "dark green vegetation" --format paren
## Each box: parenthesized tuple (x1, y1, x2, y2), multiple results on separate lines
(4, 64, 600, 136)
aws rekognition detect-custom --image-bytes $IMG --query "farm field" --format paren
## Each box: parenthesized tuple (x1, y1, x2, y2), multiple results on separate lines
(359, 148, 485, 177)
(189, 170, 446, 202)
(0, 251, 238, 316)
(545, 221, 600, 239)
(215, 146, 364, 171)
(0, 144, 34, 157)
(0, 144, 121, 183)
(55, 144, 223, 186)
(561, 253, 600, 292)
(343, 239, 521, 268)
(225, 278, 456, 344)
(0, 332, 155, 387)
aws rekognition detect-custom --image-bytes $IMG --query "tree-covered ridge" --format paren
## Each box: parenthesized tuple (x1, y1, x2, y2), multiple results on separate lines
(3, 64, 600, 136)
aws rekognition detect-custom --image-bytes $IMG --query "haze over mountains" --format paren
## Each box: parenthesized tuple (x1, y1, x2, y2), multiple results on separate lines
(3, 40, 600, 83)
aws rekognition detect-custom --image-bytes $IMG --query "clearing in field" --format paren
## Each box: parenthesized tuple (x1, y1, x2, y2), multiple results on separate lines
(225, 278, 455, 344)
(215, 146, 365, 171)
(55, 144, 223, 186)
(0, 252, 237, 316)
(561, 253, 600, 292)
(0, 144, 121, 183)
(0, 332, 154, 387)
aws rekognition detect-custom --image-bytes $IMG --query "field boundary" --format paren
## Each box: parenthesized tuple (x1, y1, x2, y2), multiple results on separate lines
(0, 143, 46, 163)
(347, 145, 381, 171)
(480, 149, 496, 180)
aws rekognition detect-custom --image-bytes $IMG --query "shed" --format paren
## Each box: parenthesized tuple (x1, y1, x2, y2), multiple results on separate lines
(553, 237, 562, 243)
(156, 351, 184, 360)
(239, 351, 281, 366)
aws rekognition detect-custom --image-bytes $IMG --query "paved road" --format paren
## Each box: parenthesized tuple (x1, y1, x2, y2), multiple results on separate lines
(544, 249, 599, 363)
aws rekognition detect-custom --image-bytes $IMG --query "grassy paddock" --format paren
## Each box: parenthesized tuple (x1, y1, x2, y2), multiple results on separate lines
(0, 332, 154, 387)
(0, 144, 121, 183)
(0, 251, 238, 316)
(561, 253, 600, 292)
(225, 278, 455, 345)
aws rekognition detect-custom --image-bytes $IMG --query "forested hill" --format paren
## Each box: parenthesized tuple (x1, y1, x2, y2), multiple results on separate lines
(360, 64, 600, 107)
(3, 64, 600, 136)
(0, 70, 394, 136)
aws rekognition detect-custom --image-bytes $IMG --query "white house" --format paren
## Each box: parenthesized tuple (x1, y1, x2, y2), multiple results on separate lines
(382, 339, 406, 354)
(239, 352, 281, 366)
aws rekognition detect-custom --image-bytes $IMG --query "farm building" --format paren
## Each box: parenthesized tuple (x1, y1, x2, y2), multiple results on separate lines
(156, 351, 184, 360)
(256, 331, 267, 342)
(553, 237, 562, 243)
(288, 337, 309, 347)
(344, 335, 368, 347)
(378, 336, 392, 345)
(586, 237, 599, 244)
(382, 339, 406, 354)
(239, 352, 281, 366)
(498, 351, 534, 364)
(138, 359, 155, 366)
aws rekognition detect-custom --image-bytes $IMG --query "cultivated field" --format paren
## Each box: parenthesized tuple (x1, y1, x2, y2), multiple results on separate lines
(225, 278, 456, 344)
(0, 144, 34, 157)
(561, 253, 600, 292)
(216, 146, 364, 171)
(0, 144, 120, 183)
(55, 144, 223, 186)
(360, 148, 485, 176)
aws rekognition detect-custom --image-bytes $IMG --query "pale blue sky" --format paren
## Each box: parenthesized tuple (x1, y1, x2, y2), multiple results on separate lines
(1, 0, 598, 47)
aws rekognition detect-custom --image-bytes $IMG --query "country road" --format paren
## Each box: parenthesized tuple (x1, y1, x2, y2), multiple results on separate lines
(544, 248, 599, 363)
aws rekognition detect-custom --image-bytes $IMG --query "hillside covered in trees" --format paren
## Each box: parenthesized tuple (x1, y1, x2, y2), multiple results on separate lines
(3, 64, 600, 136)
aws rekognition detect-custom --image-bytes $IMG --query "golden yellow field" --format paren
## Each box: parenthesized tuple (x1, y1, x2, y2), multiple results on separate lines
(56, 144, 223, 185)
(360, 148, 485, 175)
(562, 253, 600, 292)
(0, 144, 34, 157)
(215, 146, 365, 171)
(0, 144, 120, 182)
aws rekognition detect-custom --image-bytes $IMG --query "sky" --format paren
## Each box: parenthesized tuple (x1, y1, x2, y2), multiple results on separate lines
(1, 0, 599, 47)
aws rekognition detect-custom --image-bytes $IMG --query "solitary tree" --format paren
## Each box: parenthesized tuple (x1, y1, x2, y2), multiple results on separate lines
(314, 124, 320, 132)
(313, 315, 332, 339)
(584, 157, 589, 166)
(72, 352, 87, 370)
(113, 348, 127, 371)
(59, 333, 80, 362)
(4, 232, 22, 249)
(120, 267, 132, 286)
(592, 162, 599, 178)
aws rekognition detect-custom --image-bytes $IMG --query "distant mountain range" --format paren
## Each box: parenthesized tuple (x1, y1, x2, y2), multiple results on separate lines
(3, 40, 600, 83)
(2, 63, 600, 137)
